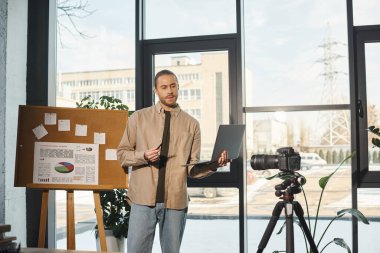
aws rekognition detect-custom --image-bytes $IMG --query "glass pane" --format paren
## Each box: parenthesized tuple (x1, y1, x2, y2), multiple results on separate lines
(55, 0, 135, 250)
(246, 111, 352, 252)
(180, 219, 239, 253)
(365, 43, 380, 171)
(153, 51, 236, 252)
(353, 0, 380, 26)
(56, 0, 136, 110)
(145, 0, 236, 39)
(170, 188, 238, 253)
(154, 52, 230, 162)
(56, 191, 100, 251)
(358, 188, 380, 253)
(244, 0, 349, 106)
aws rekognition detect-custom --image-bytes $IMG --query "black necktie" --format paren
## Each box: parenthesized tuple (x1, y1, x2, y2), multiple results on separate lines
(156, 110, 171, 203)
(160, 111, 171, 164)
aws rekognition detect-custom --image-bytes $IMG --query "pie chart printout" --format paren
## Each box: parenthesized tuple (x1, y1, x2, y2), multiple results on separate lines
(55, 162, 74, 173)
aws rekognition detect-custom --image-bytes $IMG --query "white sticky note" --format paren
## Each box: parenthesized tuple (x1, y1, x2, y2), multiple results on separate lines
(32, 124, 48, 140)
(105, 149, 117, 160)
(44, 113, 57, 125)
(58, 119, 70, 131)
(75, 124, 87, 136)
(94, 132, 106, 144)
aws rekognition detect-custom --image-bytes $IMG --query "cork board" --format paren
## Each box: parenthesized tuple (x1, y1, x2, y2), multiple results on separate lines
(14, 105, 128, 189)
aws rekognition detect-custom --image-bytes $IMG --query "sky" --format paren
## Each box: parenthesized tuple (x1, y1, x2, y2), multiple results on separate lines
(57, 0, 135, 72)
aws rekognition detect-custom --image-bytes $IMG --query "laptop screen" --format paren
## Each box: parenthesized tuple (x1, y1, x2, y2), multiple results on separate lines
(210, 124, 245, 162)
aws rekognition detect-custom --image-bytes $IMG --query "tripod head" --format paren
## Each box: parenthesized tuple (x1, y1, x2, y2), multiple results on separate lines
(274, 171, 306, 201)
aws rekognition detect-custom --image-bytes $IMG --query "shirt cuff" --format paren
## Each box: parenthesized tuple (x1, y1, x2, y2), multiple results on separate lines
(135, 150, 148, 165)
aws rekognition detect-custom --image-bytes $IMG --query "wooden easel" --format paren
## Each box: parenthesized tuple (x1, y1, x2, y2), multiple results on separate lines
(14, 106, 129, 250)
(28, 184, 113, 251)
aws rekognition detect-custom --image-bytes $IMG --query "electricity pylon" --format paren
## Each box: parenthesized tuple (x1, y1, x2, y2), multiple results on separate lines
(316, 24, 350, 146)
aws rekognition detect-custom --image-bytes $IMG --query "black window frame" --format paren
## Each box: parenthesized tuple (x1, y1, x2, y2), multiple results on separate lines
(140, 34, 243, 187)
(353, 25, 380, 187)
(135, 1, 246, 252)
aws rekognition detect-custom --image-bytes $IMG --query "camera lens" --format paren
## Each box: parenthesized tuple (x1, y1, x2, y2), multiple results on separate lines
(250, 154, 279, 170)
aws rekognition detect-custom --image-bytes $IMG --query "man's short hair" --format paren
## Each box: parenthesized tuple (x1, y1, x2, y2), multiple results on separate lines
(154, 69, 178, 88)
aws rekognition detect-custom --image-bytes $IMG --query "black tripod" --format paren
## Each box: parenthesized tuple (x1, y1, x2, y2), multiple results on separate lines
(256, 172, 319, 253)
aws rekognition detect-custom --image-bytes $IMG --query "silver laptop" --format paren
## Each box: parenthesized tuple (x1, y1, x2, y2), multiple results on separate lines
(183, 124, 245, 166)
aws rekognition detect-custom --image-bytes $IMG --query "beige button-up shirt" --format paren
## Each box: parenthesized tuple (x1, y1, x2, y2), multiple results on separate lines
(117, 103, 216, 209)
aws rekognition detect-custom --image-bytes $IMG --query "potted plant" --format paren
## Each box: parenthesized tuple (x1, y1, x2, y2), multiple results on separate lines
(76, 95, 130, 252)
(94, 189, 130, 252)
(266, 152, 369, 253)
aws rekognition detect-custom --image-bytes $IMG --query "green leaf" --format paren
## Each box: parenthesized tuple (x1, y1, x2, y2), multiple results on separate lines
(298, 175, 307, 186)
(368, 126, 380, 148)
(319, 175, 330, 189)
(372, 138, 380, 148)
(368, 125, 375, 131)
(337, 208, 370, 224)
(276, 221, 286, 235)
(333, 238, 351, 253)
(277, 173, 298, 181)
(266, 172, 281, 180)
(319, 151, 356, 189)
(368, 126, 380, 136)
(265, 172, 300, 181)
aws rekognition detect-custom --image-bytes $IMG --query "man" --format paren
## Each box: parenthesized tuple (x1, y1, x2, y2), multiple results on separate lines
(117, 69, 229, 253)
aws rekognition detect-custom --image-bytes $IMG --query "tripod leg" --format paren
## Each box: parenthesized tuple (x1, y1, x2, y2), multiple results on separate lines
(284, 203, 295, 253)
(293, 201, 319, 253)
(257, 202, 284, 253)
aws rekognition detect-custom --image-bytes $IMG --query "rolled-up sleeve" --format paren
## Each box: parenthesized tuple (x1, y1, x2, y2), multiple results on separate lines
(117, 112, 148, 167)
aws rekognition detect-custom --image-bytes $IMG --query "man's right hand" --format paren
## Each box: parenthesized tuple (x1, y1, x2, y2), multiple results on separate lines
(144, 146, 161, 163)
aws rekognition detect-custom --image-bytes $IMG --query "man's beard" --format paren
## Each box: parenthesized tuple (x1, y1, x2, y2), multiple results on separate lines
(160, 97, 178, 108)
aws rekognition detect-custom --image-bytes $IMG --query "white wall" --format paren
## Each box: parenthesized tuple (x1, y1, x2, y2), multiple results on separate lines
(3, 0, 28, 245)
(0, 0, 7, 226)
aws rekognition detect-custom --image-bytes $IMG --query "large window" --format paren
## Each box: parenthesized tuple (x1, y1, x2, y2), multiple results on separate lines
(140, 31, 243, 249)
(54, 0, 135, 250)
(364, 43, 380, 172)
(354, 29, 380, 186)
(36, 1, 380, 252)
(243, 1, 361, 252)
(351, 16, 380, 252)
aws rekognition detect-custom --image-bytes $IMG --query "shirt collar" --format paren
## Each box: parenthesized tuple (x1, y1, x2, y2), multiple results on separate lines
(155, 102, 181, 117)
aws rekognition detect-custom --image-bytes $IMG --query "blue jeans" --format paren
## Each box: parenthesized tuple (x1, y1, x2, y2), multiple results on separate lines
(127, 203, 187, 253)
